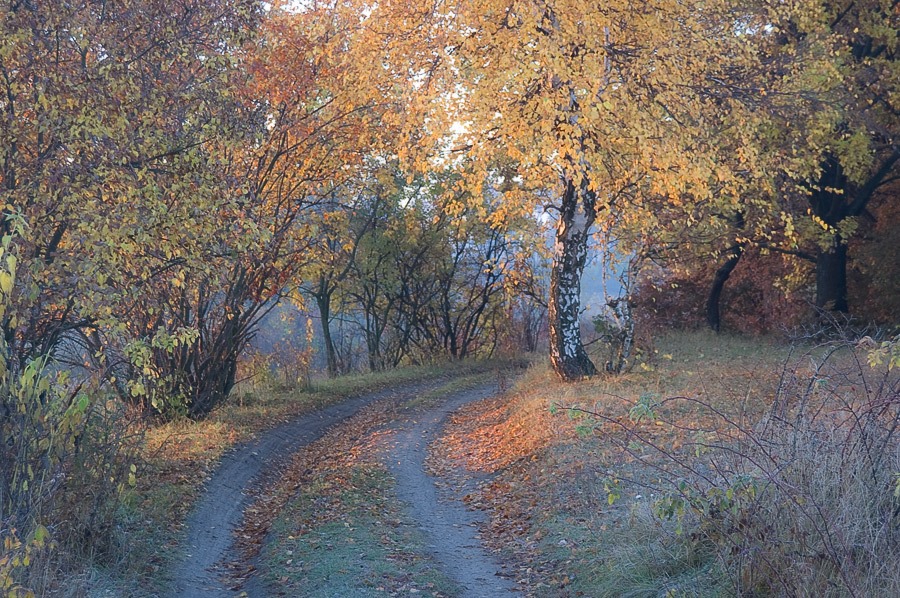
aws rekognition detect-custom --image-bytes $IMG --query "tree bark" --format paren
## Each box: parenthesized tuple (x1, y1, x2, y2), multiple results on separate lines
(815, 238, 848, 312)
(809, 151, 898, 314)
(706, 244, 744, 332)
(548, 180, 598, 381)
(314, 279, 339, 377)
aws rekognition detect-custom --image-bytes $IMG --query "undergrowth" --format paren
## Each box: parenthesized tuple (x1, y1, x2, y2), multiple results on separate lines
(1, 228, 140, 598)
(457, 331, 900, 596)
(634, 337, 900, 596)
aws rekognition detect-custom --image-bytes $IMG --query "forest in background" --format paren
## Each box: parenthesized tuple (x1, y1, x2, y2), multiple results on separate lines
(0, 0, 897, 594)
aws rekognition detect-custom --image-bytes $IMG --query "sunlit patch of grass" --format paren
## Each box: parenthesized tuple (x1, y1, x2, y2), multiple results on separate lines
(430, 363, 559, 477)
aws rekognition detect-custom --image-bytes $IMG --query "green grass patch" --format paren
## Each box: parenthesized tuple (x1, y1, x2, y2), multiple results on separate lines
(261, 466, 458, 597)
(533, 507, 730, 597)
(400, 370, 497, 410)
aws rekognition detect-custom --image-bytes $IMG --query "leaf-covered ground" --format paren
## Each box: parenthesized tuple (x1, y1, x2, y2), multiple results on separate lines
(427, 332, 789, 596)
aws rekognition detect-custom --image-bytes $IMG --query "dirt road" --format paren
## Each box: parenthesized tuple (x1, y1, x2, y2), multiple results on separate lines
(171, 381, 443, 597)
(383, 386, 521, 597)
(172, 379, 519, 597)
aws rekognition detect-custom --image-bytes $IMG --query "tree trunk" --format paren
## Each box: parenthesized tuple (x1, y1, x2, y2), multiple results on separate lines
(816, 237, 848, 312)
(314, 283, 339, 377)
(706, 244, 744, 332)
(548, 180, 598, 381)
(365, 313, 380, 372)
(807, 152, 898, 314)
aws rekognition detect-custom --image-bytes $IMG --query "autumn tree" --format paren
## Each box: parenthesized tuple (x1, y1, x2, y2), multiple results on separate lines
(503, 247, 551, 353)
(302, 191, 375, 377)
(135, 0, 422, 415)
(750, 0, 899, 313)
(0, 0, 259, 379)
(627, 0, 898, 327)
(356, 0, 777, 379)
(343, 177, 407, 371)
(0, 1, 262, 586)
(339, 170, 515, 368)
(395, 176, 520, 361)
(298, 162, 534, 370)
(0, 0, 392, 417)
(221, 4, 402, 385)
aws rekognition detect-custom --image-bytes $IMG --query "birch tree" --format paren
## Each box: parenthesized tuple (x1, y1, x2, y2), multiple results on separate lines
(358, 0, 767, 379)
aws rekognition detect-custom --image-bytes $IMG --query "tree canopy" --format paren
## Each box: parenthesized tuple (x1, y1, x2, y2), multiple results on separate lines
(0, 0, 896, 390)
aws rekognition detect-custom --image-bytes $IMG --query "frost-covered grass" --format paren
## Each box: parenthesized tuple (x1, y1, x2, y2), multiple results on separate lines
(262, 467, 458, 597)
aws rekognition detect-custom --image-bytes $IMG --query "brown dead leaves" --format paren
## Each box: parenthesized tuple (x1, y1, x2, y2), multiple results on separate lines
(428, 394, 556, 477)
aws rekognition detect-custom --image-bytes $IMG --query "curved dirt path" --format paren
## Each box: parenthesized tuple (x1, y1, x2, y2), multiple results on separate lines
(171, 380, 444, 597)
(384, 385, 522, 598)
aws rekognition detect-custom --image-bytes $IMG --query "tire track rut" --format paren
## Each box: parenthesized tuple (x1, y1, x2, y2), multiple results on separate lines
(171, 380, 444, 597)
(383, 385, 521, 598)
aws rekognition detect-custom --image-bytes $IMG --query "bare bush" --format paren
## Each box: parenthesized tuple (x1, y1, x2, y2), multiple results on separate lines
(570, 333, 900, 595)
(648, 339, 900, 595)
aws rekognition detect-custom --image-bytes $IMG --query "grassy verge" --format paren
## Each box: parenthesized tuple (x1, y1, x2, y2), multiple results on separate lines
(430, 332, 809, 595)
(86, 360, 509, 596)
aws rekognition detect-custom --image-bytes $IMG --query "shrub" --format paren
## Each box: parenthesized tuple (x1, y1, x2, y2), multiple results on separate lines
(632, 248, 809, 336)
(643, 337, 900, 595)
(1, 228, 139, 595)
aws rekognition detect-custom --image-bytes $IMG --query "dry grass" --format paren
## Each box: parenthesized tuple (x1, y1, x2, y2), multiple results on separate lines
(682, 341, 900, 597)
(432, 331, 900, 596)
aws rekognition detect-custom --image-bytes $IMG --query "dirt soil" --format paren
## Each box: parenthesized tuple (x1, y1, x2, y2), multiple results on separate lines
(381, 385, 522, 598)
(171, 380, 445, 597)
(171, 378, 521, 597)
